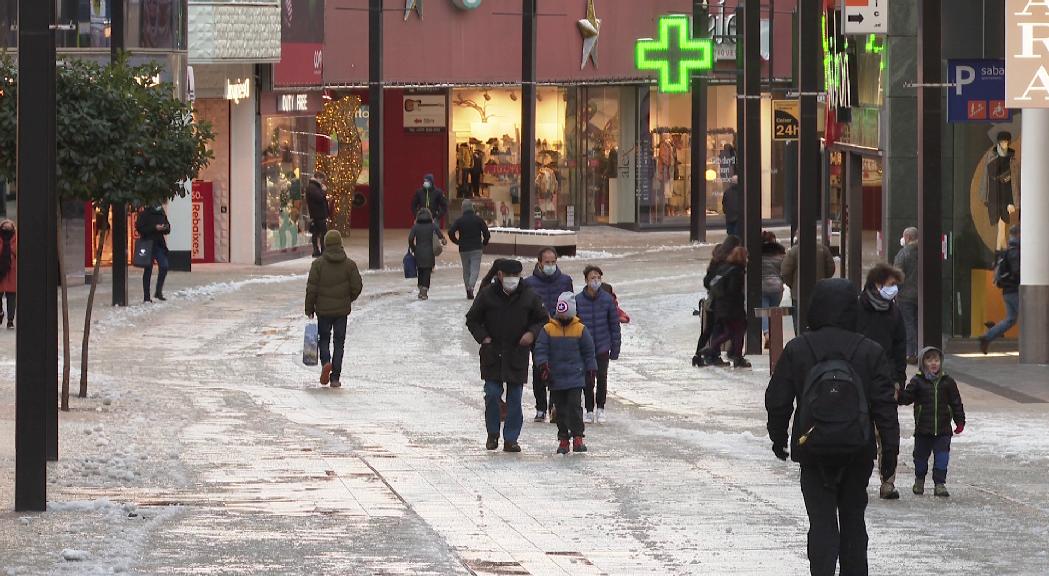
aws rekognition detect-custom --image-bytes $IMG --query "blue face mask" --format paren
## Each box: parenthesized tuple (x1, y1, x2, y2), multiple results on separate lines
(542, 264, 557, 276)
(879, 285, 899, 301)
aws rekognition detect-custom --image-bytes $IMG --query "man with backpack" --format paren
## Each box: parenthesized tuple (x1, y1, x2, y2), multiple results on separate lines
(765, 278, 900, 576)
(980, 225, 1021, 354)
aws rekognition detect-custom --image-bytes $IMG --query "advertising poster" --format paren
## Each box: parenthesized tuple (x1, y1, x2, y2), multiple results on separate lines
(275, 0, 325, 86)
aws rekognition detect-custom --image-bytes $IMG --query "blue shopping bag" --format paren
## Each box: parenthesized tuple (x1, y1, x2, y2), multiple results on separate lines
(302, 323, 319, 366)
(403, 251, 418, 279)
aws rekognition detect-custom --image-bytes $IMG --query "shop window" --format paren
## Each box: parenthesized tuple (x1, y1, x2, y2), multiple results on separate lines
(262, 115, 316, 254)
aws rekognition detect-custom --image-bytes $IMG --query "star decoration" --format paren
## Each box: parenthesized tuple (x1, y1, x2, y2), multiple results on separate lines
(404, 0, 423, 21)
(577, 0, 601, 69)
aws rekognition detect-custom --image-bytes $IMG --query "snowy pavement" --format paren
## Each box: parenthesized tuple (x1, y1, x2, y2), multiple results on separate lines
(2, 227, 1049, 575)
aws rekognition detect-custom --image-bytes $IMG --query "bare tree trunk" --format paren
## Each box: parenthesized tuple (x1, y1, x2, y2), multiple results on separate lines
(80, 205, 109, 399)
(58, 204, 71, 411)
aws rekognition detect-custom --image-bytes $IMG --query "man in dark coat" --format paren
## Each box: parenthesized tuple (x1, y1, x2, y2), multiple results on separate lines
(448, 199, 491, 299)
(466, 259, 549, 452)
(722, 180, 741, 237)
(765, 278, 900, 576)
(305, 172, 330, 257)
(305, 230, 364, 388)
(135, 205, 171, 302)
(893, 227, 920, 362)
(855, 262, 908, 500)
(410, 173, 449, 226)
(524, 247, 574, 422)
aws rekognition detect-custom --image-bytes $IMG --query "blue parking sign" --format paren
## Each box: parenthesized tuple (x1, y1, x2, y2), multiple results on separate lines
(947, 60, 1012, 123)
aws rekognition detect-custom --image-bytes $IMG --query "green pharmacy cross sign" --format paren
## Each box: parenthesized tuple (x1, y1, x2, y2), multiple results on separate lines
(635, 15, 714, 94)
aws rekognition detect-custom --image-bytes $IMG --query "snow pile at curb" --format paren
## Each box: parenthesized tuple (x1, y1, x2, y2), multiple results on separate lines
(60, 549, 90, 562)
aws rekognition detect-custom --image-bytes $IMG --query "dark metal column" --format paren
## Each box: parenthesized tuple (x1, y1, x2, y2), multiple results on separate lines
(796, 0, 819, 333)
(520, 0, 536, 230)
(846, 151, 864, 287)
(689, 0, 708, 243)
(44, 3, 58, 463)
(110, 0, 127, 306)
(16, 0, 57, 511)
(368, 0, 384, 270)
(917, 0, 942, 349)
(743, 0, 762, 353)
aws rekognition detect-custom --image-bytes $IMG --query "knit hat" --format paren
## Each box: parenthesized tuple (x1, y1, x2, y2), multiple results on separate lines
(493, 258, 523, 275)
(462, 199, 475, 213)
(555, 291, 576, 319)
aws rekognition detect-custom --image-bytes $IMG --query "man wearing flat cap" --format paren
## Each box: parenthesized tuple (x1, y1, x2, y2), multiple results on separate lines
(466, 258, 550, 452)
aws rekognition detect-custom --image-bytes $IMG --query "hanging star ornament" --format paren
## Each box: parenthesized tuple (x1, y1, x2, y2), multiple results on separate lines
(404, 0, 422, 21)
(577, 0, 601, 69)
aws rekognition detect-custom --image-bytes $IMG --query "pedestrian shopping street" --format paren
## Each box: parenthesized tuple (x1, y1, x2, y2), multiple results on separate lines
(2, 229, 1048, 575)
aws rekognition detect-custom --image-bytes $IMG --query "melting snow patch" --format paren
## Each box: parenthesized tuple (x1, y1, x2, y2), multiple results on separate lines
(60, 549, 89, 562)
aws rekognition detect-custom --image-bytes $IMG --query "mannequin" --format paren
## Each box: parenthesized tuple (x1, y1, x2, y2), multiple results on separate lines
(983, 131, 1020, 249)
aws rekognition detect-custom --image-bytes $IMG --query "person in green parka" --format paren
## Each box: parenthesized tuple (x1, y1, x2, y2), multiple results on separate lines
(305, 230, 364, 388)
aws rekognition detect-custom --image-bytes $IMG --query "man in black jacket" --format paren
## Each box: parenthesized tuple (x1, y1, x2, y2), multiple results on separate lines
(411, 173, 449, 227)
(980, 225, 1021, 354)
(135, 205, 171, 303)
(448, 199, 491, 300)
(466, 259, 549, 453)
(856, 263, 908, 499)
(766, 278, 900, 576)
(306, 172, 330, 257)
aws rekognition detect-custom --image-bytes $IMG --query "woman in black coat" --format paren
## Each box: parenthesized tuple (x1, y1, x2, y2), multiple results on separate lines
(699, 246, 751, 368)
(135, 205, 171, 302)
(694, 235, 741, 367)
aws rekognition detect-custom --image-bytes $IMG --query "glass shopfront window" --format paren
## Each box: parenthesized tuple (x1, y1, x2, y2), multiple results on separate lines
(262, 114, 317, 254)
(579, 87, 621, 225)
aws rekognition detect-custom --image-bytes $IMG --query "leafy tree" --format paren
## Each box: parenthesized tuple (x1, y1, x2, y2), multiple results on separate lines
(0, 55, 213, 402)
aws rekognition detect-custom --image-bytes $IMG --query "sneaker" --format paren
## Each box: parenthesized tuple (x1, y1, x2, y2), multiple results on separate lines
(732, 357, 752, 369)
(320, 363, 332, 385)
(691, 355, 707, 367)
(913, 478, 925, 495)
(154, 293, 166, 301)
(556, 439, 570, 455)
(486, 435, 499, 451)
(330, 379, 342, 388)
(534, 411, 546, 423)
(572, 437, 588, 453)
(934, 483, 950, 498)
(5, 321, 12, 330)
(503, 441, 521, 453)
(880, 482, 900, 500)
(585, 411, 595, 424)
(596, 408, 606, 423)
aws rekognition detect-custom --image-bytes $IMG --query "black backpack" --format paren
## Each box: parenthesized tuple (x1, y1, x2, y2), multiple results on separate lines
(796, 335, 871, 463)
(993, 250, 1018, 289)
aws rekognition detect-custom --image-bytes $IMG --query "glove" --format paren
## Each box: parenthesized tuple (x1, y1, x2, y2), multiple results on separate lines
(539, 363, 551, 383)
(954, 424, 965, 435)
(609, 352, 619, 361)
(772, 443, 789, 461)
(586, 370, 597, 386)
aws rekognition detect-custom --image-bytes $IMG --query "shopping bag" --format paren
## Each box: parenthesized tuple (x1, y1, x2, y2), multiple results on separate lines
(132, 238, 154, 268)
(303, 323, 320, 366)
(403, 251, 418, 278)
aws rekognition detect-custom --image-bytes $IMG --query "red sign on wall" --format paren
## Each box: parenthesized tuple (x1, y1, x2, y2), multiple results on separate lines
(191, 181, 216, 264)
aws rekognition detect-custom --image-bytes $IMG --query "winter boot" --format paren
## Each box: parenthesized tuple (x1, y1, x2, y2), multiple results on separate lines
(707, 354, 730, 367)
(467, 289, 475, 300)
(154, 292, 167, 301)
(913, 477, 926, 495)
(691, 354, 706, 367)
(880, 482, 900, 500)
(533, 411, 546, 423)
(934, 483, 950, 498)
(419, 287, 429, 300)
(320, 363, 332, 385)
(572, 437, 588, 453)
(486, 435, 499, 451)
(732, 357, 752, 369)
(556, 439, 570, 455)
(329, 379, 342, 388)
(503, 441, 521, 453)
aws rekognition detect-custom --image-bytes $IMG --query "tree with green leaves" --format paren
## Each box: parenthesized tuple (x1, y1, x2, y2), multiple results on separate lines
(0, 55, 213, 404)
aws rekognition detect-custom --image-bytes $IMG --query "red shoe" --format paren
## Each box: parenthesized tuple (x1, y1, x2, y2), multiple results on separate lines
(320, 363, 332, 385)
(572, 437, 588, 453)
(556, 439, 570, 455)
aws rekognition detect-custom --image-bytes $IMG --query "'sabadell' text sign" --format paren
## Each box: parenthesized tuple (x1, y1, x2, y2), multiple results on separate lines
(1007, 0, 1049, 107)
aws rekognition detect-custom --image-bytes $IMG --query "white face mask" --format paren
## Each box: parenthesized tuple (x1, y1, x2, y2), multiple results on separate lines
(542, 264, 557, 276)
(588, 279, 602, 292)
(879, 285, 899, 301)
(502, 276, 520, 292)
(423, 181, 432, 189)
(900, 237, 906, 247)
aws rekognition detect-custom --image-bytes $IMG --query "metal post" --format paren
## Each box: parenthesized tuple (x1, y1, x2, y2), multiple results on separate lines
(917, 0, 942, 349)
(846, 151, 864, 287)
(735, 6, 745, 225)
(45, 3, 59, 463)
(368, 0, 384, 270)
(520, 0, 536, 230)
(110, 0, 127, 306)
(16, 0, 57, 512)
(690, 0, 708, 243)
(796, 0, 819, 333)
(743, 0, 762, 354)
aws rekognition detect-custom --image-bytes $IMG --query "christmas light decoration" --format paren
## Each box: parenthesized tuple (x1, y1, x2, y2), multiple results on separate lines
(316, 95, 364, 235)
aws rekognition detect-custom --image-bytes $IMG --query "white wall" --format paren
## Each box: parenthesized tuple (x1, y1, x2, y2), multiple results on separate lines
(168, 184, 193, 254)
(230, 92, 257, 264)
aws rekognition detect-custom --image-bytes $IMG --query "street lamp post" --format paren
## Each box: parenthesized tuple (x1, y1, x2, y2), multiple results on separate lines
(520, 0, 536, 230)
(15, 0, 58, 512)
(796, 0, 819, 332)
(689, 1, 708, 243)
(368, 0, 384, 270)
(111, 0, 128, 306)
(917, 0, 943, 350)
(743, 0, 763, 353)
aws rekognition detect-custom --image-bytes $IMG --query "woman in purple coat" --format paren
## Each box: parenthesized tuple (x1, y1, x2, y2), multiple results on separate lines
(576, 265, 621, 424)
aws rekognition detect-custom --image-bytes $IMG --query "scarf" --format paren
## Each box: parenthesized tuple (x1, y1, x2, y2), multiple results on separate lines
(864, 286, 890, 312)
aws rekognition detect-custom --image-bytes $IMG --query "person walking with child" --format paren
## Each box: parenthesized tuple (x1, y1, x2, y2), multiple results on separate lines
(535, 292, 598, 454)
(898, 346, 966, 497)
(576, 265, 621, 424)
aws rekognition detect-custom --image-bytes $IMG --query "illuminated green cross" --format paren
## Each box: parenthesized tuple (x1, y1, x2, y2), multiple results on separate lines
(635, 15, 713, 94)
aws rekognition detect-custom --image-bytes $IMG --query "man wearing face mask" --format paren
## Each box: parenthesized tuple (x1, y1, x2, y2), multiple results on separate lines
(411, 173, 449, 227)
(466, 258, 550, 453)
(893, 227, 920, 363)
(525, 247, 574, 422)
(855, 262, 907, 500)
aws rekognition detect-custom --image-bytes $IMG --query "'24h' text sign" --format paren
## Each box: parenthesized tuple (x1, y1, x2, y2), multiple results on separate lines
(1006, 0, 1049, 107)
